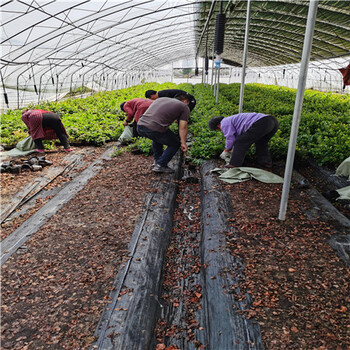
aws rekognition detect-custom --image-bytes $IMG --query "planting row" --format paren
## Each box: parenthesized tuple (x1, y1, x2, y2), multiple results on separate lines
(1, 82, 349, 167)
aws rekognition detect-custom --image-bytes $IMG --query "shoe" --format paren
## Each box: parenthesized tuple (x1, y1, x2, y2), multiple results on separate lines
(64, 148, 73, 152)
(35, 148, 45, 153)
(152, 164, 175, 173)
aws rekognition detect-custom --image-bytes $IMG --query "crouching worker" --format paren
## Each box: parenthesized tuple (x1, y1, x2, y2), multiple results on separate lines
(21, 109, 72, 153)
(120, 98, 153, 137)
(137, 93, 190, 173)
(208, 112, 279, 168)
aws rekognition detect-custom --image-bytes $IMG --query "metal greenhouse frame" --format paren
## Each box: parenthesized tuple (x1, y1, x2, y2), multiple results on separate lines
(1, 0, 349, 218)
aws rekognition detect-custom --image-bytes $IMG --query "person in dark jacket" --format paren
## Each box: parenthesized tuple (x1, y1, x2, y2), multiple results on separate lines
(208, 112, 279, 168)
(145, 89, 196, 112)
(21, 109, 72, 153)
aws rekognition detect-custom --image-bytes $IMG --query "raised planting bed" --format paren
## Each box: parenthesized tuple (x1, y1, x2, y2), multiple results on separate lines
(1, 147, 349, 349)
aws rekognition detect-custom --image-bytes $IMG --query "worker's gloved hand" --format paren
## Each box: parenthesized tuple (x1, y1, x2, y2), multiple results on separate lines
(220, 150, 232, 160)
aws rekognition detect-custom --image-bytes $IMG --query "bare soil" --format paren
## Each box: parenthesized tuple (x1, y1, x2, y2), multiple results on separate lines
(1, 147, 349, 349)
(1, 146, 158, 349)
(222, 175, 350, 349)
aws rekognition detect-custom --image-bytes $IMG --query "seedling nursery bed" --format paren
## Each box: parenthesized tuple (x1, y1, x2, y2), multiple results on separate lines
(1, 144, 349, 350)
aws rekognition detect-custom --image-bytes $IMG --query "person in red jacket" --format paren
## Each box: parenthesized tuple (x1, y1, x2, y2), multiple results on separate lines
(120, 98, 153, 137)
(21, 109, 72, 153)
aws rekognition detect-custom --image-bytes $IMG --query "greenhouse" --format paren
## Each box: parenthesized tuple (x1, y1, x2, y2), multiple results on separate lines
(1, 1, 350, 349)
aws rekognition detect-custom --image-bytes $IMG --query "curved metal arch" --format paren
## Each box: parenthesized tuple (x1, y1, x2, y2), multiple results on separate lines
(67, 37, 197, 82)
(1, 0, 350, 98)
(45, 42, 195, 90)
(2, 1, 199, 65)
(91, 37, 191, 76)
(43, 11, 200, 65)
(1, 0, 154, 61)
(77, 22, 197, 65)
(25, 29, 196, 95)
(33, 18, 197, 81)
(25, 21, 198, 87)
(196, 0, 350, 66)
(222, 25, 341, 61)
(0, 2, 201, 92)
(212, 11, 349, 53)
(1, 0, 89, 44)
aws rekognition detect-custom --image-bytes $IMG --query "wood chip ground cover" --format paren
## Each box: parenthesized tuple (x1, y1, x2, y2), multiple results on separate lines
(221, 170, 350, 349)
(1, 148, 349, 349)
(1, 147, 106, 240)
(155, 171, 204, 349)
(1, 149, 157, 349)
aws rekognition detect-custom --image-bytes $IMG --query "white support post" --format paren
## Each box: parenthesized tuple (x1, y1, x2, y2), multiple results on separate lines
(279, 0, 319, 220)
(238, 0, 251, 113)
(216, 66, 220, 103)
(213, 68, 217, 96)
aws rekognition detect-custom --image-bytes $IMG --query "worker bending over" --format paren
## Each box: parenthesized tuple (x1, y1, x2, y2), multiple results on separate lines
(120, 98, 153, 137)
(208, 112, 279, 168)
(137, 93, 190, 173)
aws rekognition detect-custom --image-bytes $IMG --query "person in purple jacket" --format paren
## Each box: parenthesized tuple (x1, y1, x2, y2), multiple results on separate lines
(208, 113, 279, 168)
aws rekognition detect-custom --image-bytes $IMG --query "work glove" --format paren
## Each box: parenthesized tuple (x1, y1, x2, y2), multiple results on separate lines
(220, 150, 232, 160)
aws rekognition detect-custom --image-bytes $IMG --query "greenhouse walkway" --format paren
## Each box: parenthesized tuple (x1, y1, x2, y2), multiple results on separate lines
(1, 144, 349, 350)
(92, 155, 263, 349)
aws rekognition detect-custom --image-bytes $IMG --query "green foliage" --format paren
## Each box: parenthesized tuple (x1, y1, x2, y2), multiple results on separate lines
(187, 83, 349, 167)
(1, 81, 349, 167)
(133, 137, 153, 155)
(111, 145, 127, 157)
(64, 86, 93, 97)
(0, 82, 177, 148)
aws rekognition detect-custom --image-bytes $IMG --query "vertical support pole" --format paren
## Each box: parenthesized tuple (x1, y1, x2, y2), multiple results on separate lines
(70, 74, 74, 96)
(0, 70, 9, 109)
(17, 75, 20, 110)
(38, 73, 44, 104)
(92, 74, 95, 95)
(56, 74, 59, 102)
(213, 68, 217, 96)
(216, 66, 220, 103)
(238, 0, 252, 113)
(81, 73, 85, 97)
(211, 47, 215, 90)
(279, 0, 319, 220)
(202, 57, 205, 84)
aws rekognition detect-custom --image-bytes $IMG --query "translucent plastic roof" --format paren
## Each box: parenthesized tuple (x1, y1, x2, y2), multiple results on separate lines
(1, 0, 349, 109)
(196, 0, 350, 67)
(1, 1, 199, 81)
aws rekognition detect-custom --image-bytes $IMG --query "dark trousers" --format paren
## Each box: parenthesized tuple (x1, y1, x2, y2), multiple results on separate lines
(137, 124, 180, 167)
(131, 122, 139, 138)
(34, 113, 70, 149)
(230, 116, 279, 167)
